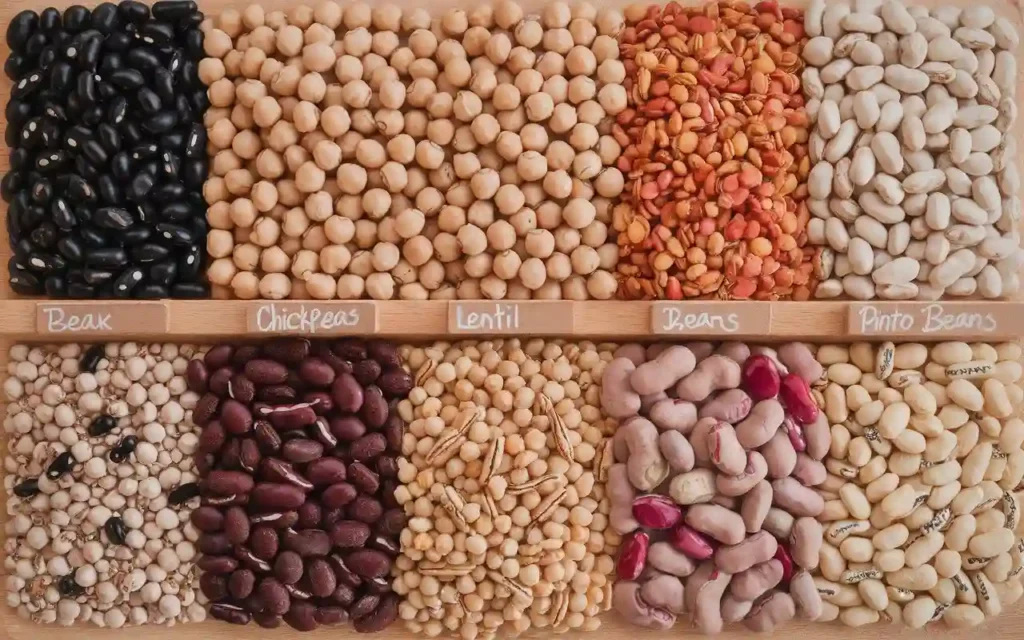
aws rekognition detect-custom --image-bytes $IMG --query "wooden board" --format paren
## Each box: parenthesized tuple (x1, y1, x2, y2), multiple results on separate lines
(1, 0, 1024, 637)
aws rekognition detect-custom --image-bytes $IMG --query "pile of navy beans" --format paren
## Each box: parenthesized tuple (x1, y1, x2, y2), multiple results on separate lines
(3, 0, 210, 298)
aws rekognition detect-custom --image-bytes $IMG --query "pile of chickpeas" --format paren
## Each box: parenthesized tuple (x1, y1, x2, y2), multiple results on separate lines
(201, 0, 627, 300)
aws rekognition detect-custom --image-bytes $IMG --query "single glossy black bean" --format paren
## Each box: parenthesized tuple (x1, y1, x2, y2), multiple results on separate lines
(57, 237, 84, 262)
(118, 1, 150, 23)
(141, 21, 175, 44)
(7, 11, 38, 53)
(97, 175, 121, 205)
(135, 283, 169, 298)
(126, 47, 161, 69)
(133, 243, 169, 263)
(169, 482, 200, 505)
(112, 267, 144, 297)
(91, 4, 119, 34)
(94, 207, 132, 230)
(78, 36, 102, 69)
(30, 223, 58, 249)
(14, 478, 40, 498)
(138, 87, 161, 113)
(150, 260, 177, 285)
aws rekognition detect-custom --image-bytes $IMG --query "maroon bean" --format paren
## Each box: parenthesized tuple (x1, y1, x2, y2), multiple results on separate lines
(229, 374, 256, 403)
(205, 345, 234, 370)
(264, 338, 311, 365)
(380, 480, 400, 509)
(274, 551, 304, 585)
(282, 528, 331, 556)
(360, 386, 388, 429)
(252, 613, 282, 629)
(330, 373, 364, 413)
(282, 439, 324, 463)
(206, 470, 255, 495)
(198, 555, 238, 574)
(186, 359, 209, 393)
(315, 347, 352, 375)
(304, 391, 334, 415)
(250, 511, 298, 528)
(224, 506, 251, 545)
(349, 594, 380, 619)
(193, 393, 220, 427)
(250, 526, 280, 560)
(191, 506, 224, 532)
(352, 359, 381, 385)
(378, 370, 414, 397)
(286, 583, 312, 600)
(329, 416, 366, 442)
(245, 359, 290, 385)
(200, 573, 229, 601)
(258, 578, 291, 615)
(306, 557, 337, 597)
(260, 458, 314, 491)
(329, 520, 371, 548)
(346, 549, 391, 579)
(375, 509, 407, 536)
(347, 462, 380, 494)
(267, 405, 318, 430)
(315, 607, 349, 626)
(365, 576, 391, 594)
(305, 458, 347, 486)
(258, 384, 298, 403)
(220, 438, 243, 470)
(251, 482, 307, 510)
(382, 414, 404, 451)
(376, 456, 398, 478)
(211, 603, 251, 625)
(322, 483, 358, 509)
(347, 495, 383, 524)
(284, 601, 318, 632)
(229, 569, 256, 599)
(369, 535, 401, 555)
(239, 438, 262, 473)
(297, 501, 322, 529)
(310, 416, 338, 447)
(328, 554, 362, 588)
(368, 342, 400, 369)
(236, 547, 273, 573)
(253, 420, 281, 454)
(332, 339, 366, 360)
(199, 533, 232, 555)
(209, 367, 235, 397)
(221, 399, 254, 435)
(299, 358, 336, 386)
(232, 345, 262, 365)
(331, 583, 355, 606)
(353, 594, 399, 633)
(350, 433, 387, 461)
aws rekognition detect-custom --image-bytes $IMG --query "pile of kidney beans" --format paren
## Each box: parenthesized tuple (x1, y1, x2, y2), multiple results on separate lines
(3, 0, 209, 298)
(187, 338, 410, 632)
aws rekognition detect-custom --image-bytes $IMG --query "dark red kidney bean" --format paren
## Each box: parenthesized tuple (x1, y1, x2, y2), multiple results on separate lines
(239, 438, 262, 473)
(273, 551, 304, 585)
(316, 347, 353, 375)
(191, 506, 224, 532)
(232, 346, 262, 366)
(366, 576, 392, 594)
(200, 573, 229, 601)
(333, 339, 366, 360)
(236, 547, 273, 573)
(349, 594, 380, 620)
(229, 569, 256, 599)
(268, 405, 318, 430)
(368, 342, 401, 368)
(198, 533, 232, 555)
(329, 416, 366, 442)
(286, 583, 312, 600)
(331, 583, 355, 606)
(229, 374, 256, 403)
(304, 391, 334, 415)
(250, 483, 307, 510)
(346, 550, 391, 579)
(253, 420, 282, 455)
(330, 374, 364, 413)
(258, 578, 290, 616)
(282, 439, 324, 463)
(192, 393, 220, 426)
(299, 358, 336, 386)
(224, 506, 250, 545)
(264, 338, 311, 365)
(382, 415, 404, 451)
(205, 470, 254, 495)
(250, 511, 298, 529)
(328, 554, 362, 588)
(376, 456, 398, 479)
(205, 345, 234, 370)
(310, 416, 338, 448)
(186, 360, 209, 393)
(297, 501, 322, 529)
(282, 528, 331, 557)
(347, 495, 383, 524)
(347, 462, 380, 494)
(220, 439, 243, 471)
(322, 483, 358, 509)
(369, 535, 401, 555)
(375, 509, 407, 536)
(329, 521, 370, 548)
(245, 359, 290, 385)
(258, 385, 298, 403)
(315, 606, 349, 626)
(198, 555, 238, 574)
(250, 526, 280, 560)
(209, 367, 235, 397)
(378, 370, 414, 397)
(359, 387, 388, 429)
(305, 458, 347, 486)
(221, 399, 254, 435)
(244, 593, 267, 615)
(306, 557, 337, 597)
(211, 603, 251, 625)
(353, 594, 399, 633)
(349, 433, 387, 461)
(380, 480, 400, 509)
(352, 359, 381, 385)
(322, 506, 345, 528)
(252, 612, 282, 629)
(283, 601, 318, 632)
(260, 458, 314, 491)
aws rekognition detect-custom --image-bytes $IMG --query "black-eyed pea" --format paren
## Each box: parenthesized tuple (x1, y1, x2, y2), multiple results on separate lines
(875, 549, 906, 573)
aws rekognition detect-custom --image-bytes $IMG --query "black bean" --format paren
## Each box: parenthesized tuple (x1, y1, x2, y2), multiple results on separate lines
(109, 435, 137, 462)
(169, 482, 201, 505)
(58, 575, 84, 597)
(7, 11, 38, 53)
(13, 478, 40, 498)
(104, 515, 127, 544)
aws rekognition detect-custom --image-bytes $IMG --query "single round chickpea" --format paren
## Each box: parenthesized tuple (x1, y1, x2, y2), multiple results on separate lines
(258, 273, 292, 300)
(302, 42, 336, 73)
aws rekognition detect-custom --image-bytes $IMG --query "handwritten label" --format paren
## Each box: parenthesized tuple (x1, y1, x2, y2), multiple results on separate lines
(246, 302, 378, 335)
(36, 302, 168, 335)
(651, 302, 772, 335)
(448, 301, 574, 334)
(849, 303, 1024, 338)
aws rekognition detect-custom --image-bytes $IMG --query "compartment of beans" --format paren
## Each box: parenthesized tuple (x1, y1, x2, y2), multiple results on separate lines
(3, 1, 211, 299)
(201, 0, 626, 301)
(3, 342, 206, 626)
(603, 341, 829, 633)
(187, 337, 410, 632)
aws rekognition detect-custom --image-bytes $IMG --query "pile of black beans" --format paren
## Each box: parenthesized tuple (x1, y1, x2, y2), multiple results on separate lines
(3, 0, 210, 298)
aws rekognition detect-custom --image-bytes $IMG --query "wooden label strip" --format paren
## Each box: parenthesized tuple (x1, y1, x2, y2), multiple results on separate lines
(651, 302, 772, 335)
(848, 302, 1024, 338)
(448, 301, 574, 334)
(36, 302, 169, 335)
(246, 302, 378, 335)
